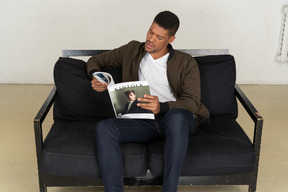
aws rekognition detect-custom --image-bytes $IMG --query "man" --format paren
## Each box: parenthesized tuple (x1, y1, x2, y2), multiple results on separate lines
(86, 11, 209, 192)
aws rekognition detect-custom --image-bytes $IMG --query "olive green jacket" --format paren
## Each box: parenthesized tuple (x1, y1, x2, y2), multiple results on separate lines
(86, 41, 209, 126)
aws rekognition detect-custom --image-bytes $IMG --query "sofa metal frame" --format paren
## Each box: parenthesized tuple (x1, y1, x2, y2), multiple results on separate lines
(34, 49, 263, 192)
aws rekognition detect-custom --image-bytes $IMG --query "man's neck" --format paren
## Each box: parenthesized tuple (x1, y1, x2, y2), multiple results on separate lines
(150, 48, 170, 60)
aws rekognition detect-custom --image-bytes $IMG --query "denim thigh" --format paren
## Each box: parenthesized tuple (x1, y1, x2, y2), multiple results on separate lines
(95, 118, 161, 144)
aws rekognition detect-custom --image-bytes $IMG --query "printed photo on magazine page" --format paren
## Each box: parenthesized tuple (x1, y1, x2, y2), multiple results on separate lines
(93, 72, 155, 119)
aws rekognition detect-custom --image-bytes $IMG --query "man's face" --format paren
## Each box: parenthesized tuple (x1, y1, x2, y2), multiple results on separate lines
(128, 92, 136, 101)
(145, 22, 175, 59)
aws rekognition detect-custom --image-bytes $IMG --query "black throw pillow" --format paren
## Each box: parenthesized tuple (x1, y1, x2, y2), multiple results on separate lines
(53, 57, 121, 121)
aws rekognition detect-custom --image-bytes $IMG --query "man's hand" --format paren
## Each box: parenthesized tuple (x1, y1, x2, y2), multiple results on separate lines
(91, 77, 108, 92)
(137, 94, 160, 114)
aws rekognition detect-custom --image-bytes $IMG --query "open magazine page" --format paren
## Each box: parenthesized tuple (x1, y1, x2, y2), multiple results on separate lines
(108, 81, 155, 119)
(93, 72, 154, 119)
(92, 72, 115, 85)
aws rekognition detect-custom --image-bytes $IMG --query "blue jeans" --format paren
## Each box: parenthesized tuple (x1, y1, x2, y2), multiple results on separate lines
(95, 108, 197, 192)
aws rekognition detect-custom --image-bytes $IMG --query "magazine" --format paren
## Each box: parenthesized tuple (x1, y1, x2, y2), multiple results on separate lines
(93, 72, 155, 119)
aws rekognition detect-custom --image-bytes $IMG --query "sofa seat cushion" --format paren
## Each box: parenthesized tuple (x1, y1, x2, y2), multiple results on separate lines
(148, 118, 255, 176)
(41, 120, 148, 178)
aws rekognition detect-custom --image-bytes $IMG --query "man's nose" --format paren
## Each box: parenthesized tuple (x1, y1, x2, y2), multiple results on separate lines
(149, 35, 156, 43)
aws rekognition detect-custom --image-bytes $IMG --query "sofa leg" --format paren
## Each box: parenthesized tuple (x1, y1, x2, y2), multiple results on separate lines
(248, 184, 256, 192)
(248, 175, 257, 192)
(39, 180, 47, 192)
(248, 166, 259, 192)
(40, 186, 47, 192)
(38, 174, 47, 192)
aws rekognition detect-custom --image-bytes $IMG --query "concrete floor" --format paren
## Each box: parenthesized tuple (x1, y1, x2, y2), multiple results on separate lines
(0, 84, 287, 192)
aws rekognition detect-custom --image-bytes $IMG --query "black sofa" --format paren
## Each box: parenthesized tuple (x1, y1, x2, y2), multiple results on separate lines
(34, 50, 263, 192)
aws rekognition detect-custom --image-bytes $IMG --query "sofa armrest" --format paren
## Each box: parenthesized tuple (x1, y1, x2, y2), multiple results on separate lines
(33, 86, 57, 165)
(234, 84, 263, 123)
(34, 86, 57, 124)
(234, 83, 263, 153)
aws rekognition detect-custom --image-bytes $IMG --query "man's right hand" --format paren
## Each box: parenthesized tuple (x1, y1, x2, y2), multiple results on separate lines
(91, 76, 108, 92)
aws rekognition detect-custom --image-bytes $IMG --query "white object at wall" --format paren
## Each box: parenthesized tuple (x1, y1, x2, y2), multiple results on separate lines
(277, 5, 288, 62)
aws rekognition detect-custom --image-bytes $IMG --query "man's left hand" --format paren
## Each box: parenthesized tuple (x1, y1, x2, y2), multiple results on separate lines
(137, 94, 160, 114)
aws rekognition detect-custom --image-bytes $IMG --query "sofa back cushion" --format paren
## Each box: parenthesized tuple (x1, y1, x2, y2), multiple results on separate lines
(53, 57, 121, 120)
(195, 55, 238, 119)
(53, 54, 237, 121)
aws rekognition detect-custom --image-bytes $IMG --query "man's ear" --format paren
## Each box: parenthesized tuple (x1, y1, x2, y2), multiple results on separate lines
(168, 36, 176, 44)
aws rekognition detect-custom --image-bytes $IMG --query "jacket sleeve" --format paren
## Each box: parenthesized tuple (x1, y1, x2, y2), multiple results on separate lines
(166, 55, 202, 114)
(86, 46, 125, 79)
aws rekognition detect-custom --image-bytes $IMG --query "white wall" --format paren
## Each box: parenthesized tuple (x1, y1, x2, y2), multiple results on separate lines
(0, 0, 287, 84)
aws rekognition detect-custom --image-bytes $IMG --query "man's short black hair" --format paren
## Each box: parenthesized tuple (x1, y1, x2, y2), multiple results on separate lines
(153, 11, 180, 36)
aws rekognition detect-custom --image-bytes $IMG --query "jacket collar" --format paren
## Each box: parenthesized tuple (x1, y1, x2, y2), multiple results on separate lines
(167, 43, 175, 61)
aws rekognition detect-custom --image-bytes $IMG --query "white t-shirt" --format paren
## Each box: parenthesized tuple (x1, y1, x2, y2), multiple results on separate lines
(138, 52, 176, 103)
